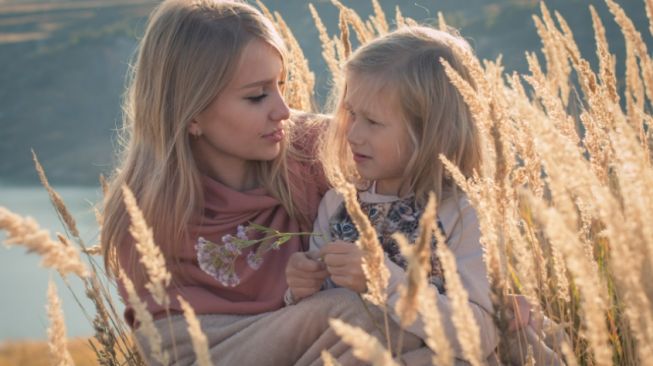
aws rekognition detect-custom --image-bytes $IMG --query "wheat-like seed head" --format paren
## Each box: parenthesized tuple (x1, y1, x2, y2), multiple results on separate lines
(393, 193, 436, 327)
(329, 318, 398, 366)
(178, 296, 212, 366)
(419, 286, 454, 366)
(435, 237, 483, 366)
(118, 269, 168, 365)
(32, 151, 80, 239)
(0, 207, 88, 277)
(321, 350, 341, 366)
(337, 180, 389, 307)
(47, 279, 75, 366)
(121, 185, 171, 307)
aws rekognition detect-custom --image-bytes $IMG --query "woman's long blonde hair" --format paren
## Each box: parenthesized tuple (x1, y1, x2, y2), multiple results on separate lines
(321, 26, 482, 205)
(101, 0, 301, 282)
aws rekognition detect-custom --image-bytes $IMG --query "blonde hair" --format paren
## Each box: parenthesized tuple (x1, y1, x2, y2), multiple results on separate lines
(321, 26, 482, 205)
(101, 0, 304, 284)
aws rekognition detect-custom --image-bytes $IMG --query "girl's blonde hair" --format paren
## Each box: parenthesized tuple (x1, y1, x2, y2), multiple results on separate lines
(101, 0, 303, 284)
(321, 26, 482, 205)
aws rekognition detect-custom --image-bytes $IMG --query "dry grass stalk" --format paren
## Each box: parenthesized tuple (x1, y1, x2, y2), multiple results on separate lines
(329, 319, 398, 366)
(309, 4, 341, 79)
(394, 6, 404, 28)
(604, 115, 653, 361)
(647, 0, 653, 39)
(336, 179, 389, 308)
(121, 185, 171, 307)
(533, 5, 570, 106)
(437, 12, 447, 32)
(177, 296, 212, 366)
(524, 52, 580, 148)
(440, 59, 487, 127)
(339, 10, 351, 60)
(85, 277, 118, 366)
(418, 287, 454, 366)
(47, 279, 75, 366)
(526, 193, 612, 366)
(590, 5, 618, 104)
(393, 193, 436, 327)
(606, 0, 653, 103)
(0, 207, 88, 277)
(253, 0, 274, 24)
(32, 150, 80, 239)
(273, 11, 315, 111)
(321, 350, 341, 366)
(118, 269, 168, 365)
(370, 0, 389, 35)
(330, 0, 373, 44)
(99, 174, 109, 197)
(435, 243, 483, 366)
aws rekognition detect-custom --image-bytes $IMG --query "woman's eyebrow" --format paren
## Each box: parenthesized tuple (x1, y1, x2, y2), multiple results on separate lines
(239, 78, 275, 89)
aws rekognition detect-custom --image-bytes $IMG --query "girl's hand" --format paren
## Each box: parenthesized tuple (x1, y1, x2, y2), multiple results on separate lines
(285, 251, 328, 301)
(320, 241, 367, 293)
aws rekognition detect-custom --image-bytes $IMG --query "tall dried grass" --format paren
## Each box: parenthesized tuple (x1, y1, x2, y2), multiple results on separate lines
(2, 1, 652, 365)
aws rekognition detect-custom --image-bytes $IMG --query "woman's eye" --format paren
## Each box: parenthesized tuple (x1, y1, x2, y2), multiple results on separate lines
(246, 94, 267, 103)
(367, 118, 379, 125)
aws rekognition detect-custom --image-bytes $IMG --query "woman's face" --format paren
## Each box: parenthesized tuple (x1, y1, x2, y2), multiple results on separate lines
(190, 38, 290, 183)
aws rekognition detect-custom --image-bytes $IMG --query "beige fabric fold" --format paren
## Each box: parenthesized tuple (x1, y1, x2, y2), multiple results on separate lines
(135, 288, 429, 366)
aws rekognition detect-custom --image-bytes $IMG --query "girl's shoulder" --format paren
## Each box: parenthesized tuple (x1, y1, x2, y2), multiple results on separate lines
(437, 192, 480, 250)
(319, 188, 345, 216)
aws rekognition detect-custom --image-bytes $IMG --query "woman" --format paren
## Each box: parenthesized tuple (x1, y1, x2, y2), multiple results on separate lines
(101, 0, 422, 365)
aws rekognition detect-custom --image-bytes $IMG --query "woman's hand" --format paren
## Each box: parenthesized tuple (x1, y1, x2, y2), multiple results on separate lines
(320, 241, 367, 293)
(285, 251, 328, 301)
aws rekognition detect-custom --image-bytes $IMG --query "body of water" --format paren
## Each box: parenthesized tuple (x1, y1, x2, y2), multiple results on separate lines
(0, 185, 123, 341)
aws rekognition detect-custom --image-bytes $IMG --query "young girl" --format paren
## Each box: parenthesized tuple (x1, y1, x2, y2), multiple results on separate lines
(286, 25, 566, 365)
(101, 1, 425, 365)
(287, 25, 498, 362)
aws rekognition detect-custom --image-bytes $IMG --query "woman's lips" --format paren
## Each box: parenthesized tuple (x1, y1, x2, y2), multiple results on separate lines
(262, 129, 284, 142)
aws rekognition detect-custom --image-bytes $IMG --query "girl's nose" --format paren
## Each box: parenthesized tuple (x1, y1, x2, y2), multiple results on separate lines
(346, 119, 363, 145)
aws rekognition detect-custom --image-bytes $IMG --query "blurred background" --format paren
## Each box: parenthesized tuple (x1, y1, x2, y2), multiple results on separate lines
(0, 0, 651, 344)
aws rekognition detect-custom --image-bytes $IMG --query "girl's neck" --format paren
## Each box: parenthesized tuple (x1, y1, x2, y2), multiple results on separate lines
(374, 179, 411, 197)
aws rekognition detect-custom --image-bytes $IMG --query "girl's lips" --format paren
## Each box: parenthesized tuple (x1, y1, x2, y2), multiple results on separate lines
(262, 129, 284, 142)
(352, 152, 371, 163)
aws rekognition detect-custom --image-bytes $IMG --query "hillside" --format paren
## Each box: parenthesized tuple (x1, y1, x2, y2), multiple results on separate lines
(0, 0, 651, 185)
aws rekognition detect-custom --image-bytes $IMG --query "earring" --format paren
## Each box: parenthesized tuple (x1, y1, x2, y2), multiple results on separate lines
(190, 128, 202, 138)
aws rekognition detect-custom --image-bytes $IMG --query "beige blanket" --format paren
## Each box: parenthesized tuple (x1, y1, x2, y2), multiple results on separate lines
(135, 288, 431, 366)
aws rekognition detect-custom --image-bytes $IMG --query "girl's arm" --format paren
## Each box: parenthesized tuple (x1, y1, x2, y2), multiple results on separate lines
(385, 195, 499, 360)
(285, 189, 341, 304)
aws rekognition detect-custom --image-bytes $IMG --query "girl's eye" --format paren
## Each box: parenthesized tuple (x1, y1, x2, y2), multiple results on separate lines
(246, 94, 267, 103)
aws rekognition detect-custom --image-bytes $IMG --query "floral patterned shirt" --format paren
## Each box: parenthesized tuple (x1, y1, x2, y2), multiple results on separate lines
(328, 192, 446, 293)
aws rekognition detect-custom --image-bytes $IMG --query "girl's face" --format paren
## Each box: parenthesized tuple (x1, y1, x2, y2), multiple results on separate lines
(345, 75, 414, 196)
(190, 38, 290, 184)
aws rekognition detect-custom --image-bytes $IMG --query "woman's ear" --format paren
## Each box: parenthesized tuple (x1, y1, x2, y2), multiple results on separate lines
(188, 120, 202, 137)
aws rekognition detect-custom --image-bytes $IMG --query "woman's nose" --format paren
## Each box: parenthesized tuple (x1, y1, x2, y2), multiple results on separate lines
(270, 93, 290, 122)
